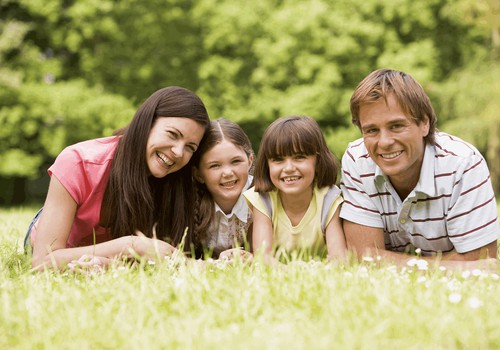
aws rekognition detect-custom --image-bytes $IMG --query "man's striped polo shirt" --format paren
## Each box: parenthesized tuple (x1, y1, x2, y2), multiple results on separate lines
(340, 132, 499, 255)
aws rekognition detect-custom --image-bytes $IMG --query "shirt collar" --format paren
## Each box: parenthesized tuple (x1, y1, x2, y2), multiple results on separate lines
(214, 175, 253, 222)
(374, 143, 436, 197)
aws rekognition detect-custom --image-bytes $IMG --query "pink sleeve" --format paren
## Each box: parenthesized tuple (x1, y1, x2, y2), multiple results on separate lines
(48, 146, 92, 205)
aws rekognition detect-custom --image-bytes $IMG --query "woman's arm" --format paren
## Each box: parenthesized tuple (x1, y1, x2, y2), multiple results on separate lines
(251, 207, 274, 263)
(325, 207, 347, 261)
(31, 176, 176, 270)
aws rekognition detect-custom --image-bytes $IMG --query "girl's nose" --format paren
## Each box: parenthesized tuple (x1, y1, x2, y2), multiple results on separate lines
(283, 159, 295, 171)
(222, 166, 234, 177)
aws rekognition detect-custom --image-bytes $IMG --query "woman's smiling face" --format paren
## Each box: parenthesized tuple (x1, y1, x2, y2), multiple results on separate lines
(146, 117, 205, 178)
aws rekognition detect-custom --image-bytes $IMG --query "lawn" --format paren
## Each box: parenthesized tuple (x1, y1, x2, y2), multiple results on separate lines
(1, 206, 500, 349)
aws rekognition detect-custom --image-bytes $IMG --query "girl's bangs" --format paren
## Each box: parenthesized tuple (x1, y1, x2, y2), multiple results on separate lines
(264, 127, 317, 159)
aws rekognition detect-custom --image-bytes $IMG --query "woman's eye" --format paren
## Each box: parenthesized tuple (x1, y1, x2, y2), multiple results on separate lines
(209, 164, 220, 169)
(167, 130, 178, 138)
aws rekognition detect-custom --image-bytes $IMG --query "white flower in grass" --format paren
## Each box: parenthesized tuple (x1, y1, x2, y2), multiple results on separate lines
(416, 259, 428, 270)
(468, 297, 483, 309)
(415, 248, 422, 255)
(461, 270, 471, 279)
(491, 273, 499, 280)
(471, 269, 482, 277)
(407, 258, 418, 267)
(449, 293, 462, 303)
(376, 256, 382, 261)
(147, 259, 156, 265)
(344, 271, 353, 278)
(417, 276, 426, 283)
(174, 278, 185, 289)
(362, 256, 374, 262)
(439, 266, 447, 271)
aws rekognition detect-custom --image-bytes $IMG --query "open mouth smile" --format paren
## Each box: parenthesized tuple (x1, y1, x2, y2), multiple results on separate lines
(281, 176, 301, 183)
(156, 152, 174, 167)
(379, 151, 402, 159)
(220, 180, 238, 188)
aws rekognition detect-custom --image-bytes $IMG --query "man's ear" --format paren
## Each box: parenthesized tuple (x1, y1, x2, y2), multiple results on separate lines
(422, 116, 430, 137)
(192, 167, 204, 184)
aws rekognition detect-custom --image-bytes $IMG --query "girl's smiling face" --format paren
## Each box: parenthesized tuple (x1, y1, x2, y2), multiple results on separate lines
(195, 139, 253, 213)
(146, 117, 205, 178)
(267, 153, 317, 198)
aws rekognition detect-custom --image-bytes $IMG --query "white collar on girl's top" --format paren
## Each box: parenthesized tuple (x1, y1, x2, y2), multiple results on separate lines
(214, 175, 253, 223)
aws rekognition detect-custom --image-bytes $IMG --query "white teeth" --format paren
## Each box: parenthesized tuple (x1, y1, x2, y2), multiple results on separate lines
(283, 176, 300, 182)
(221, 180, 237, 187)
(380, 151, 402, 159)
(157, 152, 173, 166)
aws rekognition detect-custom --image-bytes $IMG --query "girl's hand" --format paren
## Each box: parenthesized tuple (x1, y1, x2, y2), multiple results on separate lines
(219, 247, 253, 263)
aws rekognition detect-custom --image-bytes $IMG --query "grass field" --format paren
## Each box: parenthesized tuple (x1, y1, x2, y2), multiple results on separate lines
(1, 206, 500, 349)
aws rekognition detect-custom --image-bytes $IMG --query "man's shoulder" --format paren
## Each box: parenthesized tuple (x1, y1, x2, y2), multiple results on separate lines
(343, 137, 370, 163)
(433, 132, 483, 159)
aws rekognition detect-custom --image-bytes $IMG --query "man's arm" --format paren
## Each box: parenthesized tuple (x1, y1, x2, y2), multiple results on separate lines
(344, 220, 498, 270)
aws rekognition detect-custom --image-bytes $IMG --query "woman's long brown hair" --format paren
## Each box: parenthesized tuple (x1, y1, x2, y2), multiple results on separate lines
(101, 86, 209, 247)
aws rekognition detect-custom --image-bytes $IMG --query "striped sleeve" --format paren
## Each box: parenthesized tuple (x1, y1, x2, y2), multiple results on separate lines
(445, 154, 499, 252)
(339, 145, 385, 228)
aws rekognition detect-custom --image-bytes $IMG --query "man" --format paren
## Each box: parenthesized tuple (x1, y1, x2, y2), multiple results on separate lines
(340, 68, 499, 269)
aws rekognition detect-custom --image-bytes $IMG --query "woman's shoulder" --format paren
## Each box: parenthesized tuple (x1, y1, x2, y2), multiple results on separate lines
(61, 136, 121, 164)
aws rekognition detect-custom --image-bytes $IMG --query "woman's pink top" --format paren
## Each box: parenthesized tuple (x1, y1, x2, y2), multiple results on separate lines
(31, 136, 119, 247)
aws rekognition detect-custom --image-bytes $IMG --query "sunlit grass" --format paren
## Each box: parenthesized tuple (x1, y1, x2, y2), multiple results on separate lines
(1, 205, 500, 349)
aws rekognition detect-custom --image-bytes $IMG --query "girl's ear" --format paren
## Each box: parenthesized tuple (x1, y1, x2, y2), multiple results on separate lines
(192, 167, 204, 184)
(248, 153, 255, 168)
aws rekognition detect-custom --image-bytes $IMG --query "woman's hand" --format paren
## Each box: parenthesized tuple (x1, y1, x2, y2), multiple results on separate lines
(124, 233, 177, 259)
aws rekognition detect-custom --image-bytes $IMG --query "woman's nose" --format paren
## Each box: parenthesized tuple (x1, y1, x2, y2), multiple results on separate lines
(171, 142, 184, 159)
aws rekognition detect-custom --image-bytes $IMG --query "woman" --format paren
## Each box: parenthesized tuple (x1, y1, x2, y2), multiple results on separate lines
(27, 86, 210, 270)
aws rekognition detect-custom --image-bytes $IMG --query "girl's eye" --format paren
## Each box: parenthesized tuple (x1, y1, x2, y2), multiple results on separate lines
(231, 159, 243, 165)
(209, 164, 220, 169)
(294, 154, 306, 160)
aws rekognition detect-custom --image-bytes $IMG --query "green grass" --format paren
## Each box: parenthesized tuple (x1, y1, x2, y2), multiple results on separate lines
(1, 206, 500, 349)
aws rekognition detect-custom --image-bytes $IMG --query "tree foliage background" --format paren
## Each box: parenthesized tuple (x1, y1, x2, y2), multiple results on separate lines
(0, 0, 498, 205)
